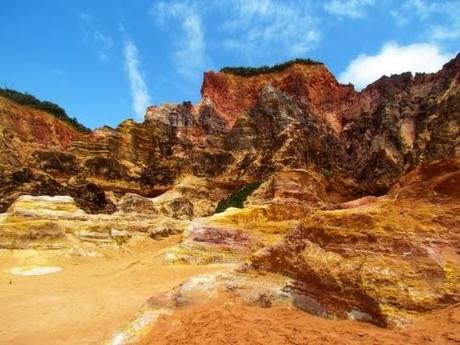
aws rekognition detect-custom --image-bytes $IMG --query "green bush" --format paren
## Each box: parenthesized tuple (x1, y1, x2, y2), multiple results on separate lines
(215, 181, 262, 213)
(220, 58, 323, 77)
(321, 169, 333, 179)
(0, 88, 91, 132)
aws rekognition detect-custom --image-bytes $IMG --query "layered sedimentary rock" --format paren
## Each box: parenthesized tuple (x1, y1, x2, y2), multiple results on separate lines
(0, 55, 459, 337)
(251, 160, 460, 327)
(0, 175, 236, 250)
(0, 55, 458, 213)
(155, 159, 458, 328)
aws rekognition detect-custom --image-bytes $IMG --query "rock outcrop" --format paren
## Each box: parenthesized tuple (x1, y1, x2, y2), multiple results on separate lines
(0, 55, 459, 337)
(0, 55, 458, 213)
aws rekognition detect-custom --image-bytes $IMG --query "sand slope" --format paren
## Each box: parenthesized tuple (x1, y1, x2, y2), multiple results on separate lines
(0, 237, 234, 345)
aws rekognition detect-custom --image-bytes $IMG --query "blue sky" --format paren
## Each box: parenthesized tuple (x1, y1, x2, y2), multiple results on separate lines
(1, 0, 459, 129)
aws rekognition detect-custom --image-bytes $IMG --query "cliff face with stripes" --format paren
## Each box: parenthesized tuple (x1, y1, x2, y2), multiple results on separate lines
(0, 56, 459, 334)
(0, 56, 458, 212)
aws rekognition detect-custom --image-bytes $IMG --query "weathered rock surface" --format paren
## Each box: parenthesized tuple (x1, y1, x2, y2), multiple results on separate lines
(250, 159, 460, 328)
(0, 55, 458, 212)
(109, 271, 295, 345)
(0, 55, 459, 337)
(0, 193, 188, 250)
(152, 159, 459, 330)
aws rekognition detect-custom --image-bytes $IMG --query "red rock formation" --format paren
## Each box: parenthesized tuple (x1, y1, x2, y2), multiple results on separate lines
(201, 63, 356, 130)
(0, 55, 458, 212)
(0, 96, 86, 148)
(0, 55, 459, 337)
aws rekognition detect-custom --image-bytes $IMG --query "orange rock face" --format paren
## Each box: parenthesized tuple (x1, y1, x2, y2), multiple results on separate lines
(201, 63, 356, 130)
(0, 55, 458, 214)
(249, 159, 460, 327)
(0, 96, 86, 148)
(0, 55, 459, 342)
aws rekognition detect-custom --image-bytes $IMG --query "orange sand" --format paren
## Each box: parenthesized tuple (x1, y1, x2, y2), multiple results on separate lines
(0, 236, 234, 345)
(140, 296, 460, 345)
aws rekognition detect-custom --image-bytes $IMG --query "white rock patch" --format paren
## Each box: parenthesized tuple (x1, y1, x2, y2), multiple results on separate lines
(10, 266, 62, 276)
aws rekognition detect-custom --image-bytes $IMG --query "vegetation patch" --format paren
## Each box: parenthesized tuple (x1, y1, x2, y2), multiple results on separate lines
(321, 169, 333, 180)
(0, 88, 91, 132)
(215, 181, 262, 213)
(220, 58, 323, 77)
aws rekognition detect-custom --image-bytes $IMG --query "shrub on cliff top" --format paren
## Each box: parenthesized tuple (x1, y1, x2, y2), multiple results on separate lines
(215, 181, 262, 213)
(220, 58, 323, 77)
(0, 88, 91, 133)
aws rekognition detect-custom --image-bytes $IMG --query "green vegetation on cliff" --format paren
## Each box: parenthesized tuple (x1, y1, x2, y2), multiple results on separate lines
(215, 181, 262, 213)
(220, 58, 323, 77)
(0, 88, 91, 132)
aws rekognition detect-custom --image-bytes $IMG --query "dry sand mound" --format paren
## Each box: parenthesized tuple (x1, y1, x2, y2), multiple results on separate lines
(139, 296, 460, 345)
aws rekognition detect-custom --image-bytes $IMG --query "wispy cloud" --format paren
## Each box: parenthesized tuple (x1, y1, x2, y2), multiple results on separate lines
(402, 0, 438, 20)
(389, 9, 408, 27)
(93, 30, 113, 48)
(340, 42, 453, 90)
(153, 1, 206, 81)
(324, 0, 376, 18)
(123, 38, 151, 119)
(390, 1, 460, 41)
(220, 0, 320, 59)
(78, 13, 114, 62)
(93, 30, 113, 62)
(427, 1, 460, 41)
(79, 12, 93, 22)
(152, 0, 320, 76)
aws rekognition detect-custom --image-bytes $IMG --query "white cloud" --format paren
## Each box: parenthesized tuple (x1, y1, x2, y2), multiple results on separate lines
(340, 42, 453, 90)
(123, 39, 151, 119)
(324, 0, 375, 18)
(153, 2, 206, 81)
(221, 0, 320, 58)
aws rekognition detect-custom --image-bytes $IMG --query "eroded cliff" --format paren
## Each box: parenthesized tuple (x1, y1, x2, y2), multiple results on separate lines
(0, 55, 458, 213)
(0, 55, 459, 343)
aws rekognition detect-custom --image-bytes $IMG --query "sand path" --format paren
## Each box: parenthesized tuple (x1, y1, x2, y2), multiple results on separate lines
(0, 236, 234, 345)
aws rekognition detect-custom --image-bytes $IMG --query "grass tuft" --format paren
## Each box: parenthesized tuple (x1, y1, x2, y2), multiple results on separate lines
(215, 181, 262, 213)
(220, 58, 323, 77)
